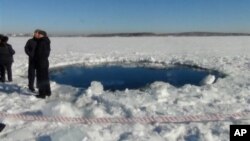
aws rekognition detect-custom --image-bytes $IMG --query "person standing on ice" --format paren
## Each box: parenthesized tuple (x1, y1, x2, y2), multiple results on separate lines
(34, 30, 51, 98)
(0, 35, 15, 83)
(25, 29, 40, 92)
(1, 36, 15, 82)
(0, 35, 6, 132)
(0, 34, 4, 82)
(0, 34, 3, 81)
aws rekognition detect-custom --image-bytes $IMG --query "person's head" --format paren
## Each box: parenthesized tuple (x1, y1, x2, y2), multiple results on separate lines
(33, 29, 41, 39)
(38, 30, 47, 38)
(2, 36, 8, 43)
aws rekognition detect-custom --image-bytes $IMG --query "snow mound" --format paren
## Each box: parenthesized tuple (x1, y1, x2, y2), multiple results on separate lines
(200, 74, 216, 85)
(42, 101, 82, 117)
(90, 106, 108, 117)
(86, 81, 104, 96)
(38, 128, 88, 141)
(150, 82, 170, 102)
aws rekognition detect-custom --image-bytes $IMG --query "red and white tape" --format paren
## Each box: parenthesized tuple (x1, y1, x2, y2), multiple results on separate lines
(0, 112, 249, 124)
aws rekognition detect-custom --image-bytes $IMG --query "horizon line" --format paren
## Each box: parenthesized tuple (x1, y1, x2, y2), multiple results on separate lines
(2, 31, 250, 36)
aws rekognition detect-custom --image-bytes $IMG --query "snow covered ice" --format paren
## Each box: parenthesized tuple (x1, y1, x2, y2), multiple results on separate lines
(0, 36, 250, 141)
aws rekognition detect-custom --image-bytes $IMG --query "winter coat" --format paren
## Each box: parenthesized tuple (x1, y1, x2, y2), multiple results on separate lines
(24, 38, 37, 59)
(0, 43, 15, 64)
(6, 43, 15, 62)
(34, 37, 51, 69)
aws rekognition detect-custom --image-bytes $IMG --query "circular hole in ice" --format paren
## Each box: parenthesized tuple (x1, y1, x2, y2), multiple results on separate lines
(50, 64, 226, 91)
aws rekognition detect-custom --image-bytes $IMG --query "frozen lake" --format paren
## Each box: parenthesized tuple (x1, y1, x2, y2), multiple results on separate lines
(1, 37, 250, 141)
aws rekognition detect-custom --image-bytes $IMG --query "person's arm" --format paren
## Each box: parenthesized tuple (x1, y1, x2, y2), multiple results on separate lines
(43, 42, 51, 58)
(8, 45, 15, 55)
(24, 40, 31, 56)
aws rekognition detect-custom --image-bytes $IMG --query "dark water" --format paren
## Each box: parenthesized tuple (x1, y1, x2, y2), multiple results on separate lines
(50, 65, 225, 91)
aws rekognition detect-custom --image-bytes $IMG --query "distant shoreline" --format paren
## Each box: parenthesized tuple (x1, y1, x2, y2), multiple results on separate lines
(3, 32, 250, 37)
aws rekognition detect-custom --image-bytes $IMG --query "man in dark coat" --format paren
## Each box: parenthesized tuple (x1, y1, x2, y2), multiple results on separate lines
(0, 36, 6, 129)
(35, 30, 51, 98)
(1, 36, 15, 82)
(0, 36, 15, 82)
(0, 34, 3, 81)
(24, 29, 40, 91)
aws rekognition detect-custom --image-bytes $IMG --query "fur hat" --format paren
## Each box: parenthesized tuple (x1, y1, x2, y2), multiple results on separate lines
(38, 30, 47, 37)
(34, 29, 41, 33)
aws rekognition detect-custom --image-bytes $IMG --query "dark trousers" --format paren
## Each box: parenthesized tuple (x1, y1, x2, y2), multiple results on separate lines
(28, 60, 36, 89)
(37, 66, 51, 97)
(6, 63, 13, 81)
(0, 65, 4, 82)
(0, 63, 13, 82)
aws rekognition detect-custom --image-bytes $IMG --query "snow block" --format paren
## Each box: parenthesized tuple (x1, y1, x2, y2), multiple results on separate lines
(86, 81, 104, 96)
(200, 74, 216, 85)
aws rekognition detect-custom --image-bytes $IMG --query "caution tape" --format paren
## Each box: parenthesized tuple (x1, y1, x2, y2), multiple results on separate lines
(0, 112, 250, 124)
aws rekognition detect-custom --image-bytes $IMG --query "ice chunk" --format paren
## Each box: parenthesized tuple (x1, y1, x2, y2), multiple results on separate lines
(150, 82, 170, 102)
(86, 81, 104, 97)
(200, 75, 216, 85)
